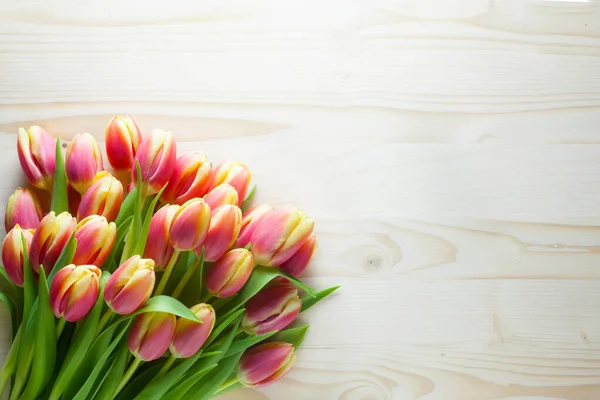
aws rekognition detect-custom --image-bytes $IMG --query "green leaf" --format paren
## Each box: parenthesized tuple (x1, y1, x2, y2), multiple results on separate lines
(240, 184, 257, 212)
(120, 162, 144, 263)
(71, 321, 131, 400)
(208, 309, 245, 348)
(92, 342, 129, 400)
(11, 301, 37, 400)
(164, 250, 190, 296)
(301, 285, 340, 312)
(115, 365, 161, 400)
(39, 322, 76, 400)
(224, 331, 278, 357)
(115, 186, 138, 227)
(21, 233, 35, 324)
(49, 272, 109, 400)
(19, 268, 57, 400)
(131, 295, 200, 322)
(0, 267, 21, 317)
(272, 325, 309, 349)
(215, 381, 243, 396)
(101, 216, 133, 272)
(182, 352, 244, 400)
(47, 233, 77, 283)
(0, 292, 17, 340)
(0, 325, 23, 396)
(51, 138, 69, 214)
(219, 266, 315, 321)
(134, 185, 167, 256)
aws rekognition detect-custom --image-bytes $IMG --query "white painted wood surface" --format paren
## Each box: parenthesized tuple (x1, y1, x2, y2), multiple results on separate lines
(1, 0, 600, 399)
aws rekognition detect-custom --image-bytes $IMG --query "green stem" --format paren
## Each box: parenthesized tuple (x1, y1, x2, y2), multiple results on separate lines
(156, 355, 176, 379)
(154, 250, 181, 296)
(199, 293, 213, 304)
(115, 357, 142, 396)
(95, 309, 114, 336)
(56, 319, 67, 338)
(171, 256, 204, 298)
(215, 377, 239, 394)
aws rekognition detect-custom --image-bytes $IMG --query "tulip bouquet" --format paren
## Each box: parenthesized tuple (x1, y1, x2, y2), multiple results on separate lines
(0, 117, 338, 400)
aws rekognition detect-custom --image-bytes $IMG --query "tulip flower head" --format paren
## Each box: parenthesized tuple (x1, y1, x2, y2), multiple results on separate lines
(105, 115, 142, 173)
(132, 129, 177, 195)
(201, 204, 243, 262)
(72, 215, 117, 267)
(50, 264, 101, 322)
(145, 204, 180, 269)
(169, 303, 215, 358)
(206, 248, 254, 298)
(280, 233, 317, 278)
(250, 206, 314, 267)
(77, 172, 124, 222)
(162, 152, 212, 205)
(169, 198, 211, 251)
(65, 132, 104, 194)
(30, 211, 77, 275)
(204, 183, 239, 210)
(1, 225, 34, 286)
(128, 312, 176, 361)
(104, 256, 155, 315)
(235, 204, 272, 248)
(209, 161, 251, 206)
(17, 126, 56, 191)
(237, 342, 296, 388)
(4, 187, 43, 232)
(241, 281, 301, 335)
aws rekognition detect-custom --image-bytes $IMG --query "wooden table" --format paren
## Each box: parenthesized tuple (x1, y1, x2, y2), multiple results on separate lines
(1, 1, 600, 399)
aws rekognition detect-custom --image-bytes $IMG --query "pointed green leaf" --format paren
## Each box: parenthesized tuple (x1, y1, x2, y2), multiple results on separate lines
(115, 186, 138, 227)
(92, 342, 129, 400)
(132, 295, 200, 322)
(301, 285, 340, 312)
(272, 325, 309, 349)
(182, 352, 244, 400)
(0, 293, 17, 341)
(134, 185, 167, 256)
(51, 138, 69, 214)
(0, 267, 21, 316)
(224, 331, 278, 357)
(47, 233, 77, 283)
(115, 365, 161, 400)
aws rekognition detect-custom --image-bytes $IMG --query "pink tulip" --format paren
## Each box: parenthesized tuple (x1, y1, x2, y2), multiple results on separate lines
(72, 215, 117, 267)
(280, 233, 317, 278)
(169, 199, 211, 251)
(4, 187, 44, 233)
(204, 184, 239, 210)
(128, 312, 176, 361)
(200, 205, 242, 262)
(237, 342, 296, 388)
(77, 172, 124, 222)
(50, 264, 101, 322)
(144, 204, 179, 270)
(241, 281, 301, 335)
(169, 303, 215, 358)
(250, 206, 314, 267)
(105, 115, 142, 173)
(1, 225, 34, 286)
(161, 152, 212, 205)
(205, 248, 254, 298)
(209, 161, 251, 206)
(17, 126, 56, 191)
(65, 132, 104, 194)
(104, 256, 155, 315)
(30, 211, 77, 275)
(132, 129, 176, 195)
(235, 204, 272, 248)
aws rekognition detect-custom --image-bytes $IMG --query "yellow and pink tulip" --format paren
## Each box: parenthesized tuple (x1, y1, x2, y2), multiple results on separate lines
(104, 255, 155, 315)
(169, 198, 211, 251)
(128, 312, 176, 361)
(30, 211, 77, 275)
(65, 132, 104, 194)
(237, 342, 296, 388)
(72, 215, 117, 267)
(235, 204, 272, 248)
(4, 187, 44, 233)
(105, 115, 142, 174)
(162, 152, 212, 205)
(241, 281, 301, 335)
(169, 303, 215, 358)
(204, 183, 239, 210)
(209, 161, 251, 206)
(77, 172, 124, 222)
(201, 204, 242, 262)
(145, 204, 179, 269)
(280, 233, 317, 278)
(205, 248, 254, 298)
(1, 225, 34, 286)
(49, 264, 101, 322)
(132, 129, 177, 195)
(17, 126, 56, 191)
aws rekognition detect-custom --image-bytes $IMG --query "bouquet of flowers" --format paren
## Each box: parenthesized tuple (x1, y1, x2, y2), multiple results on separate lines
(0, 117, 338, 400)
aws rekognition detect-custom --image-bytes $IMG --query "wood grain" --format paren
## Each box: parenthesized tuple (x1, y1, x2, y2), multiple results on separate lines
(1, 0, 600, 399)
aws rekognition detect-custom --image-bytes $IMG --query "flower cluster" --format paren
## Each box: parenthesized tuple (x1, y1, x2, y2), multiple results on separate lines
(0, 117, 337, 400)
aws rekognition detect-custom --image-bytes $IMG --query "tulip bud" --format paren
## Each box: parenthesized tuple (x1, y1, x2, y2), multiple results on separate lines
(237, 342, 296, 388)
(169, 303, 215, 358)
(241, 282, 301, 335)
(144, 204, 179, 270)
(250, 206, 314, 267)
(132, 129, 177, 195)
(1, 225, 34, 286)
(17, 126, 56, 191)
(65, 133, 104, 194)
(30, 211, 77, 275)
(209, 161, 251, 206)
(72, 215, 117, 267)
(50, 264, 101, 322)
(201, 205, 242, 262)
(235, 204, 272, 249)
(128, 312, 176, 361)
(5, 187, 44, 232)
(169, 199, 211, 251)
(105, 115, 142, 173)
(104, 255, 155, 314)
(280, 233, 317, 278)
(162, 152, 212, 205)
(204, 184, 239, 210)
(206, 248, 254, 298)
(77, 172, 124, 222)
